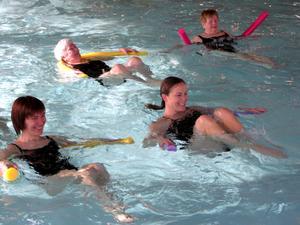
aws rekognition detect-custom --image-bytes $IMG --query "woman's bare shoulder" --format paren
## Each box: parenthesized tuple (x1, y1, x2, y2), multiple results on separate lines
(149, 117, 171, 130)
(0, 144, 20, 160)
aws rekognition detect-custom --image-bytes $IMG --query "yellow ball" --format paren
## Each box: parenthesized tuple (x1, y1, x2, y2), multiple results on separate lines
(3, 167, 19, 182)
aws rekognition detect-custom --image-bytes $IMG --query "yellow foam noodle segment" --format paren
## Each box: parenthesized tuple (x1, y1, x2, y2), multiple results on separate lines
(2, 167, 19, 182)
(57, 51, 148, 79)
(81, 51, 148, 59)
(69, 136, 134, 148)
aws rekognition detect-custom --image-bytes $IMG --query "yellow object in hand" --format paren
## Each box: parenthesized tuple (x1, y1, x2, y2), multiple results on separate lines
(3, 167, 19, 182)
(0, 163, 20, 182)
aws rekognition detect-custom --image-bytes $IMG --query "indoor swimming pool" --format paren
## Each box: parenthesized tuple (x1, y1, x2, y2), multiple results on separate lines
(0, 0, 299, 224)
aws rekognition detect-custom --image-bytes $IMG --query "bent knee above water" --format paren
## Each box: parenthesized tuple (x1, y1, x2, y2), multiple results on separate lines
(194, 115, 215, 134)
(80, 163, 110, 180)
(213, 107, 233, 118)
(110, 64, 129, 74)
(126, 56, 143, 67)
(213, 107, 243, 133)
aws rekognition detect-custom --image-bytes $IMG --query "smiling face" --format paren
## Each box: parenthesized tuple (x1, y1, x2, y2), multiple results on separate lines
(63, 42, 81, 64)
(201, 15, 219, 35)
(23, 111, 46, 137)
(163, 82, 188, 114)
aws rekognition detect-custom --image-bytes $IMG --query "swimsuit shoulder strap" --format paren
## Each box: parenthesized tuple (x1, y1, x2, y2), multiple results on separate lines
(44, 136, 61, 150)
(220, 30, 230, 37)
(44, 135, 58, 145)
(9, 143, 23, 154)
(198, 34, 206, 40)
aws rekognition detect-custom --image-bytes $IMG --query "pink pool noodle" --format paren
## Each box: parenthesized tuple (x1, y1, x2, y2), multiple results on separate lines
(242, 11, 269, 37)
(178, 28, 192, 45)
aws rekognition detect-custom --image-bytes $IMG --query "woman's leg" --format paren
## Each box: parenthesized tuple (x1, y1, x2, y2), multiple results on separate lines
(213, 107, 243, 133)
(77, 163, 110, 186)
(125, 57, 161, 86)
(77, 163, 134, 223)
(194, 114, 240, 147)
(194, 115, 227, 136)
(101, 62, 152, 85)
(125, 57, 153, 76)
(195, 111, 286, 158)
(101, 64, 130, 77)
(101, 57, 160, 86)
(236, 52, 277, 69)
(51, 163, 133, 223)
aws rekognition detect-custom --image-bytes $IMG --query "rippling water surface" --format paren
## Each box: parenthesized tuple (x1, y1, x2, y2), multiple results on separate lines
(0, 0, 299, 224)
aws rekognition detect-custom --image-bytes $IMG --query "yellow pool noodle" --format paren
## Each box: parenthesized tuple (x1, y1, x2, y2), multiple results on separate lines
(81, 51, 148, 59)
(68, 136, 134, 148)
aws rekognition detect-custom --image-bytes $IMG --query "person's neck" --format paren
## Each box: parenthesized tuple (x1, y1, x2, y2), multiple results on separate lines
(164, 108, 186, 120)
(64, 58, 86, 66)
(203, 30, 221, 37)
(18, 133, 42, 143)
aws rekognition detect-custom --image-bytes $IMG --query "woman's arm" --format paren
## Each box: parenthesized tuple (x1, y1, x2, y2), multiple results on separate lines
(191, 35, 203, 44)
(143, 118, 173, 148)
(0, 145, 20, 161)
(50, 135, 76, 148)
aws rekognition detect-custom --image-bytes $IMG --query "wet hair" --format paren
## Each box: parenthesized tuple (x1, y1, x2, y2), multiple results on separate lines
(145, 76, 186, 110)
(54, 38, 74, 61)
(11, 96, 45, 135)
(200, 9, 219, 23)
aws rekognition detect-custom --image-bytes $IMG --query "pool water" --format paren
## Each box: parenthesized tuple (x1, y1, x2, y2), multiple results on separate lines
(0, 0, 300, 224)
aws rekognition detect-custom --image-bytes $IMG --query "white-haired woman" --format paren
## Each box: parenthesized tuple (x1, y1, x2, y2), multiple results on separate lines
(54, 38, 161, 86)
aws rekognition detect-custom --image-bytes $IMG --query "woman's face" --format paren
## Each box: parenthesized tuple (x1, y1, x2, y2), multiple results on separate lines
(23, 111, 46, 136)
(202, 15, 219, 35)
(63, 42, 81, 64)
(163, 82, 188, 113)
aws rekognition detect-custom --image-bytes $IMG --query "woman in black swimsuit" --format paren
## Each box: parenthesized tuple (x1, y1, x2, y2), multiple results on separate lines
(191, 9, 276, 67)
(143, 76, 286, 158)
(54, 38, 161, 86)
(191, 9, 237, 52)
(0, 96, 133, 223)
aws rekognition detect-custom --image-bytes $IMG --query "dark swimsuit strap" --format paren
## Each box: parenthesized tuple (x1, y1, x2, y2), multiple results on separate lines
(10, 136, 53, 154)
(10, 143, 23, 154)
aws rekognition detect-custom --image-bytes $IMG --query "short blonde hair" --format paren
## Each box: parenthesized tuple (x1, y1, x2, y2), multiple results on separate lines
(200, 9, 219, 23)
(54, 38, 73, 61)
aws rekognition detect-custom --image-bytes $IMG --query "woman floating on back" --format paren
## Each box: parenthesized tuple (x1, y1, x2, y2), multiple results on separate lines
(54, 38, 161, 86)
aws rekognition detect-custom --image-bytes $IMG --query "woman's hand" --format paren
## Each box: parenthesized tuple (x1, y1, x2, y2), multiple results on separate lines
(119, 48, 138, 54)
(158, 137, 175, 149)
(191, 36, 202, 44)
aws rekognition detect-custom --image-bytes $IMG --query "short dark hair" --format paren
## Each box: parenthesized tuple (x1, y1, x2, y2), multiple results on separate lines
(11, 96, 45, 135)
(145, 76, 186, 110)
